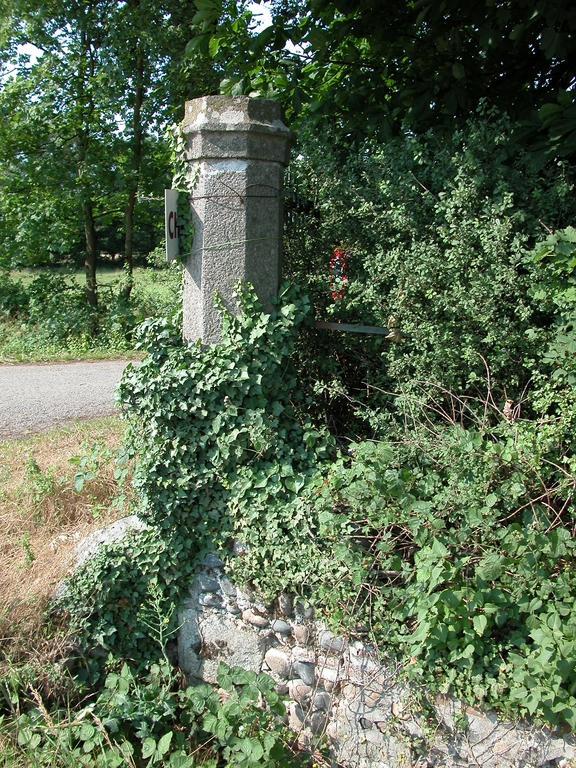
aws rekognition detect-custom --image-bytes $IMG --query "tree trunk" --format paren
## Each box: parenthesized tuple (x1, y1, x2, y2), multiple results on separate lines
(75, 14, 100, 314)
(83, 198, 98, 308)
(122, 45, 145, 301)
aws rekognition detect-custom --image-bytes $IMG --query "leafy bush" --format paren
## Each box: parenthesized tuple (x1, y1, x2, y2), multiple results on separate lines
(284, 112, 576, 433)
(0, 267, 181, 359)
(530, 226, 576, 387)
(0, 271, 28, 316)
(26, 273, 95, 341)
(7, 660, 301, 767)
(310, 397, 576, 727)
(59, 284, 335, 665)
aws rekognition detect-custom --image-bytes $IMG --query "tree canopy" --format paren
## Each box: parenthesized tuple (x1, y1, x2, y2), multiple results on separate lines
(0, 0, 219, 303)
(193, 0, 576, 152)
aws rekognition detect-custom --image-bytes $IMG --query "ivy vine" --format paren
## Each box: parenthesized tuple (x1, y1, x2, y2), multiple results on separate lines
(169, 124, 198, 265)
(58, 283, 336, 669)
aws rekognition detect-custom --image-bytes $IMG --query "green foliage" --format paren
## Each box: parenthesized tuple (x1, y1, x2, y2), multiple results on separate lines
(530, 226, 576, 387)
(4, 572, 303, 766)
(57, 274, 576, 729)
(59, 283, 335, 663)
(47, 110, 576, 734)
(119, 280, 334, 583)
(0, 272, 28, 316)
(0, 267, 181, 360)
(0, 0, 220, 306)
(535, 89, 576, 161)
(24, 274, 97, 344)
(283, 113, 576, 433)
(309, 402, 576, 727)
(6, 661, 298, 767)
(197, 0, 576, 153)
(24, 458, 60, 508)
(19, 532, 35, 568)
(69, 441, 115, 495)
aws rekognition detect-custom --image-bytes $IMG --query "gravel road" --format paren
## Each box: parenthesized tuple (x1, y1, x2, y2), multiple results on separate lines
(0, 360, 133, 438)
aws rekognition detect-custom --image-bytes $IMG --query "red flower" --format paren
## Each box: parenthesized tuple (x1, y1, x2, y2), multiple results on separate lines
(330, 248, 348, 299)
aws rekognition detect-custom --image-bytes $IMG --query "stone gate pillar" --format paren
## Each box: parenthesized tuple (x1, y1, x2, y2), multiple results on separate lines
(180, 95, 294, 345)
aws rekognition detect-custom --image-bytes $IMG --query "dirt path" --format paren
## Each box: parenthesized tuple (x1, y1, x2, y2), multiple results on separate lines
(0, 359, 133, 438)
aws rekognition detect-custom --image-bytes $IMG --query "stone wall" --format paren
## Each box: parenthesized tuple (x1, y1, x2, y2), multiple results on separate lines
(178, 549, 576, 768)
(67, 519, 576, 767)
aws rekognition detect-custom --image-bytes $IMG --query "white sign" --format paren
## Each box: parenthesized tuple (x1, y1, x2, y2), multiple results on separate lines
(165, 189, 179, 262)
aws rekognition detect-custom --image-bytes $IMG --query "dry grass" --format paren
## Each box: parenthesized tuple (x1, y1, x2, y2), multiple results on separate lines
(0, 416, 132, 666)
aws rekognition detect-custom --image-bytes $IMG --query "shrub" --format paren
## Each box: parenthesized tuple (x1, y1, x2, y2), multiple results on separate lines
(59, 284, 335, 665)
(310, 393, 576, 727)
(0, 271, 29, 317)
(0, 267, 182, 359)
(284, 112, 576, 433)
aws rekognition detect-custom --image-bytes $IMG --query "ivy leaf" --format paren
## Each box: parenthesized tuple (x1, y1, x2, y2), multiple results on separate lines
(156, 732, 173, 757)
(473, 614, 488, 635)
(141, 738, 156, 759)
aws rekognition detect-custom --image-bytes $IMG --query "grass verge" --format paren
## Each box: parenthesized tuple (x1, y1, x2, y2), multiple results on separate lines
(0, 416, 130, 670)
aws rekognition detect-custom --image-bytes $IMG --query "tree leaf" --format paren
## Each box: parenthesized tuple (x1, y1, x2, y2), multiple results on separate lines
(141, 738, 156, 759)
(156, 732, 173, 757)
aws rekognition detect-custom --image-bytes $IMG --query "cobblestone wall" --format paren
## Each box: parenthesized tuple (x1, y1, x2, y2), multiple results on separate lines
(71, 519, 576, 768)
(178, 551, 576, 768)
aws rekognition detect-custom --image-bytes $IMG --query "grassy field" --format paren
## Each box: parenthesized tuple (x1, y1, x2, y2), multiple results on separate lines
(0, 416, 130, 671)
(0, 265, 181, 363)
(11, 264, 175, 292)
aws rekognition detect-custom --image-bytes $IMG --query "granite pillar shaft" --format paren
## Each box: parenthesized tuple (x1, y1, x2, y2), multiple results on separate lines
(180, 96, 294, 345)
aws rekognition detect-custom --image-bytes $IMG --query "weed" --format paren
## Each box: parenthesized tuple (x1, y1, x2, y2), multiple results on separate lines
(24, 458, 61, 520)
(69, 441, 114, 494)
(19, 534, 35, 568)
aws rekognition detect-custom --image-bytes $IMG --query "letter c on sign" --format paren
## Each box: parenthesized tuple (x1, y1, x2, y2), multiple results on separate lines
(168, 211, 175, 240)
